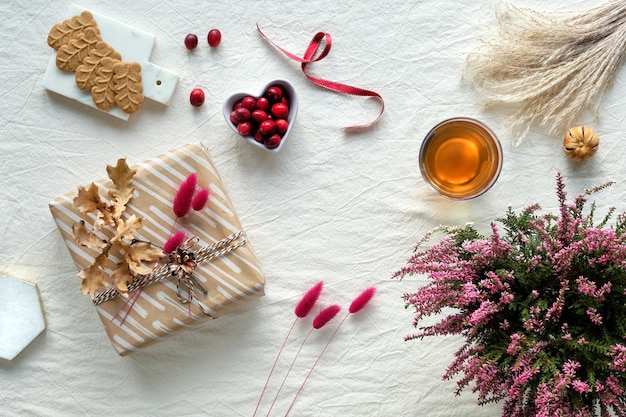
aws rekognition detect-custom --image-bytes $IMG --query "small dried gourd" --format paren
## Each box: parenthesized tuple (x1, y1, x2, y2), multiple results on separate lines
(563, 126, 599, 161)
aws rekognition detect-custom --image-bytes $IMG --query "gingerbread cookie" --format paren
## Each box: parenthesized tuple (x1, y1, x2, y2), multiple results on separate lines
(75, 41, 122, 91)
(91, 57, 119, 111)
(56, 27, 102, 72)
(47, 11, 100, 51)
(48, 10, 146, 115)
(113, 62, 144, 114)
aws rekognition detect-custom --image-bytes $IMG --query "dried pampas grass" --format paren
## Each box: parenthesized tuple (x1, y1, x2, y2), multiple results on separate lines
(467, 0, 626, 146)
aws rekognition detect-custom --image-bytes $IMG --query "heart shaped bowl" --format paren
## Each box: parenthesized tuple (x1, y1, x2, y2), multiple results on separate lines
(223, 79, 298, 153)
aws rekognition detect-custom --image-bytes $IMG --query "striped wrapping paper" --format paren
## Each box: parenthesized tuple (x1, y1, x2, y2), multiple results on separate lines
(49, 143, 265, 355)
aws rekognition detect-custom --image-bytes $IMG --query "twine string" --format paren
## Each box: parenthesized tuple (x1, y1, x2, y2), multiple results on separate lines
(92, 231, 247, 308)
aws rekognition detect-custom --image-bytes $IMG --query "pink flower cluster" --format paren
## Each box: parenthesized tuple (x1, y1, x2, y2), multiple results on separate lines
(394, 174, 626, 417)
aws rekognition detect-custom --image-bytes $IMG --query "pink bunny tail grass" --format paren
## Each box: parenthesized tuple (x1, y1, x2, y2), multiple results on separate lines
(191, 187, 210, 211)
(253, 284, 324, 417)
(163, 231, 186, 254)
(294, 281, 324, 318)
(266, 304, 341, 416)
(312, 304, 342, 329)
(173, 173, 197, 217)
(284, 288, 376, 416)
(349, 286, 376, 314)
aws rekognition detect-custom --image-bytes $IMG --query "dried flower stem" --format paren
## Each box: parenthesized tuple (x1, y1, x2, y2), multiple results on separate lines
(252, 282, 324, 417)
(284, 288, 375, 416)
(467, 0, 626, 145)
(283, 314, 347, 417)
(266, 304, 341, 417)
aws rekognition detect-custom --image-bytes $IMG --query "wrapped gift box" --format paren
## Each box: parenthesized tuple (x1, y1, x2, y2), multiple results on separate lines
(49, 143, 264, 355)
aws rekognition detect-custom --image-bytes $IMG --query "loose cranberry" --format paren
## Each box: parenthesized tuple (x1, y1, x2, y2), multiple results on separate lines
(265, 134, 282, 149)
(251, 109, 268, 123)
(265, 86, 283, 102)
(241, 96, 257, 110)
(256, 97, 270, 111)
(184, 34, 198, 50)
(237, 122, 252, 136)
(271, 102, 289, 119)
(233, 107, 251, 122)
(275, 119, 288, 134)
(208, 29, 221, 47)
(259, 119, 276, 136)
(189, 88, 205, 106)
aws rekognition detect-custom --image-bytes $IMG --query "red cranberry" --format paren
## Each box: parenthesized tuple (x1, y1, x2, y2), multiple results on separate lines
(256, 97, 270, 111)
(229, 111, 239, 124)
(251, 109, 268, 123)
(237, 122, 252, 136)
(265, 134, 282, 149)
(265, 86, 283, 102)
(233, 101, 243, 110)
(184, 34, 198, 50)
(275, 119, 288, 134)
(259, 120, 276, 136)
(189, 88, 205, 106)
(253, 130, 265, 143)
(233, 107, 251, 122)
(241, 96, 257, 110)
(271, 103, 289, 119)
(207, 29, 221, 47)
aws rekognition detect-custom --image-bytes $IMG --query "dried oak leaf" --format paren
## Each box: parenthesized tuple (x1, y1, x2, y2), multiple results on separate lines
(119, 241, 164, 276)
(56, 27, 101, 72)
(72, 220, 108, 250)
(73, 182, 105, 214)
(77, 252, 109, 297)
(129, 242, 164, 273)
(112, 214, 143, 244)
(113, 62, 144, 114)
(47, 11, 100, 50)
(110, 260, 132, 294)
(106, 158, 136, 208)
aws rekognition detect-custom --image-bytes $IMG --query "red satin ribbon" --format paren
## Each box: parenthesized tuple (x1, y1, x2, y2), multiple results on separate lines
(256, 24, 384, 131)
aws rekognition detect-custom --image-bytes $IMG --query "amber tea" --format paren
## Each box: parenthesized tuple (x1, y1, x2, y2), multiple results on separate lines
(420, 118, 502, 199)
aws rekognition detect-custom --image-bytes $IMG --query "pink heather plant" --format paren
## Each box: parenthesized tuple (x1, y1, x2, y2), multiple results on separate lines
(394, 174, 626, 417)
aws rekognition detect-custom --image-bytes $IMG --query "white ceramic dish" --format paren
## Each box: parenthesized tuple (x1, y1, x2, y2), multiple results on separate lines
(222, 79, 298, 153)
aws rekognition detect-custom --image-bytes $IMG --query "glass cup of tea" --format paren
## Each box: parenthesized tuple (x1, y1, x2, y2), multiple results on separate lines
(419, 118, 503, 199)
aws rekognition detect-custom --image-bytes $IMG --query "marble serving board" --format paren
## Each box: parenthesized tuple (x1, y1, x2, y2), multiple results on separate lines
(42, 4, 178, 120)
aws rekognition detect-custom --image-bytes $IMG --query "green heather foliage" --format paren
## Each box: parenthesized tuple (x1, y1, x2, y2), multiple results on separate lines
(395, 174, 626, 417)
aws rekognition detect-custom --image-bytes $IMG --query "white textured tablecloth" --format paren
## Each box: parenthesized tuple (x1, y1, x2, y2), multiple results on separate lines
(1, 0, 623, 416)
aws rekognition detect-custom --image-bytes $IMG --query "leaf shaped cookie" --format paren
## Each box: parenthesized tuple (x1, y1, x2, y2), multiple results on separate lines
(113, 62, 144, 114)
(75, 41, 122, 91)
(56, 27, 101, 72)
(91, 57, 119, 111)
(47, 10, 100, 50)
